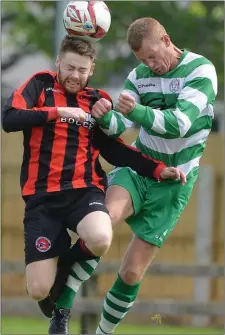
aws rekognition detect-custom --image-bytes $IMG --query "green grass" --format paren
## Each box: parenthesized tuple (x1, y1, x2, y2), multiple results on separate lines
(1, 316, 223, 334)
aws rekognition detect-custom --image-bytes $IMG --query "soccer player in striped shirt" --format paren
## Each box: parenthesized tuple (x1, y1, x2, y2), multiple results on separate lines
(91, 17, 218, 334)
(2, 34, 184, 334)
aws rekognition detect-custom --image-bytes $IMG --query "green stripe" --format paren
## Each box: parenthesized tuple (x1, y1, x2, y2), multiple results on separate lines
(106, 296, 129, 313)
(164, 109, 180, 136)
(103, 309, 120, 324)
(70, 268, 83, 281)
(124, 78, 139, 94)
(77, 260, 96, 275)
(186, 77, 216, 103)
(140, 92, 179, 108)
(136, 137, 205, 166)
(185, 116, 212, 137)
(178, 100, 200, 122)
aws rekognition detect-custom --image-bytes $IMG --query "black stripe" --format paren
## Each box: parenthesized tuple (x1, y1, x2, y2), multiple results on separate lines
(35, 76, 56, 192)
(60, 94, 80, 189)
(83, 91, 97, 187)
(20, 129, 32, 191)
(84, 89, 107, 189)
(21, 75, 43, 108)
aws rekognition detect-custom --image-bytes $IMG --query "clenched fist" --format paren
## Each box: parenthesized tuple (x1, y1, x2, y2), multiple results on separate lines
(115, 92, 136, 115)
(91, 98, 112, 119)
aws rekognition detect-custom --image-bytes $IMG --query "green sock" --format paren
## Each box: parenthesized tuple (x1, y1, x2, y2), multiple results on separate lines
(56, 258, 100, 309)
(96, 274, 140, 334)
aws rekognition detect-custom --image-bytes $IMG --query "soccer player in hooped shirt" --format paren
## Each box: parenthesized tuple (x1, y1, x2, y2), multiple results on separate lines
(2, 34, 185, 334)
(91, 18, 218, 334)
(47, 18, 217, 334)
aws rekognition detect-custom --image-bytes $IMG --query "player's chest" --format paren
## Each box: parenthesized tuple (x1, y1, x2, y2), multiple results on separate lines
(139, 77, 185, 109)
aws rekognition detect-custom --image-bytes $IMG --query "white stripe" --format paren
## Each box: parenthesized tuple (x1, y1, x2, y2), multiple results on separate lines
(178, 86, 208, 112)
(66, 274, 82, 292)
(185, 64, 218, 95)
(152, 109, 166, 134)
(139, 127, 210, 155)
(107, 292, 134, 308)
(108, 113, 118, 135)
(85, 259, 99, 268)
(123, 89, 141, 104)
(201, 105, 214, 118)
(178, 157, 201, 175)
(172, 108, 192, 137)
(103, 301, 128, 319)
(72, 263, 90, 281)
(178, 52, 203, 67)
(99, 315, 118, 333)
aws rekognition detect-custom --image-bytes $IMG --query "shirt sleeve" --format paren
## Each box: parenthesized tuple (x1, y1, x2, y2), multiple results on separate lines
(93, 126, 166, 180)
(2, 74, 59, 132)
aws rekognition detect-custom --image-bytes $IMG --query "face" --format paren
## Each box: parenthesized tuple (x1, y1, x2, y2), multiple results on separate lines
(55, 52, 95, 93)
(133, 35, 173, 75)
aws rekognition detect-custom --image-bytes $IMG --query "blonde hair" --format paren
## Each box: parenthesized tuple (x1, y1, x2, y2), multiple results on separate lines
(127, 18, 167, 51)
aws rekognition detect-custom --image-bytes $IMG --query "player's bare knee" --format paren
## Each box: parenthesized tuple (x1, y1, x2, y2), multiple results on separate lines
(88, 230, 112, 256)
(119, 267, 143, 285)
(27, 280, 50, 301)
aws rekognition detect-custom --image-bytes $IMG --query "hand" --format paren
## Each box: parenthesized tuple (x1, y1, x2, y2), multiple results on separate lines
(57, 107, 87, 122)
(160, 167, 187, 185)
(91, 98, 112, 119)
(115, 92, 135, 115)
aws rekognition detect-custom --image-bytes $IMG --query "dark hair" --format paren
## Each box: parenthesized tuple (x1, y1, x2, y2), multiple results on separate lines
(59, 35, 97, 60)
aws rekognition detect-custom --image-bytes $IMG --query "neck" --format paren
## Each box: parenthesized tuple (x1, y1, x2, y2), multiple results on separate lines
(170, 45, 183, 70)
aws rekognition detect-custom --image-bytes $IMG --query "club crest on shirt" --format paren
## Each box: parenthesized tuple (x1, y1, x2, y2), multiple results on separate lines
(169, 78, 180, 93)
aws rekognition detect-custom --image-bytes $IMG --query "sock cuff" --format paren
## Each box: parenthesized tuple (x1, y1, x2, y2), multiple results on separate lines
(79, 239, 96, 257)
(115, 274, 141, 295)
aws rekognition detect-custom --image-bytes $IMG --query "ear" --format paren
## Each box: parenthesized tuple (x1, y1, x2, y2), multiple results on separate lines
(162, 34, 171, 47)
(89, 62, 95, 77)
(55, 55, 60, 70)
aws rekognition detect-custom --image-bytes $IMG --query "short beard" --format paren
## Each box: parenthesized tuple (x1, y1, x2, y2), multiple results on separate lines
(57, 67, 89, 93)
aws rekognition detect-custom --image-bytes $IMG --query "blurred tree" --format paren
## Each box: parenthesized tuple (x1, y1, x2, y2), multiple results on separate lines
(1, 1, 224, 99)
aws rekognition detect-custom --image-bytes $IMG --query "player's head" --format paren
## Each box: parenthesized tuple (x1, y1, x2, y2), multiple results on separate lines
(56, 35, 96, 93)
(127, 18, 180, 75)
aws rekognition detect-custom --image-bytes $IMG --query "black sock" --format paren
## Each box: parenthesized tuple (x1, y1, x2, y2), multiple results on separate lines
(58, 238, 97, 268)
(50, 239, 98, 301)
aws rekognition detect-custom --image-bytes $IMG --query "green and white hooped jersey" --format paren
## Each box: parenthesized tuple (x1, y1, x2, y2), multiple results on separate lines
(98, 50, 218, 176)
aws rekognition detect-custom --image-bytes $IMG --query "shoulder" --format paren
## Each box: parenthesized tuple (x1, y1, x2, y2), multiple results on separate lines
(85, 87, 112, 102)
(127, 63, 153, 82)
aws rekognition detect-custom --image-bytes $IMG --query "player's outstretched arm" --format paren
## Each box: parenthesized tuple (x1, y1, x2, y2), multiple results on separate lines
(93, 126, 186, 183)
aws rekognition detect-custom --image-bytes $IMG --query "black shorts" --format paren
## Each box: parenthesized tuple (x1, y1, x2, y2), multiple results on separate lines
(23, 187, 108, 265)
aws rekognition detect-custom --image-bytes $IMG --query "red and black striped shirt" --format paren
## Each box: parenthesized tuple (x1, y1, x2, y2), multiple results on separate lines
(2, 70, 165, 196)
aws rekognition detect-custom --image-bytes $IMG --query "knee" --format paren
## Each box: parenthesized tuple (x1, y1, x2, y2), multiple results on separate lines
(88, 230, 113, 256)
(119, 266, 143, 285)
(27, 280, 51, 301)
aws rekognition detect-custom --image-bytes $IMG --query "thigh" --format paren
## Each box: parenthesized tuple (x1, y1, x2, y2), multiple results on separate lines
(106, 167, 146, 225)
(67, 188, 109, 232)
(24, 194, 71, 265)
(26, 257, 58, 291)
(127, 174, 197, 247)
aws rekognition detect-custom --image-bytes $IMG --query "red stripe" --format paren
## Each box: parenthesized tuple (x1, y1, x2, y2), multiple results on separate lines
(90, 144, 104, 192)
(47, 86, 68, 192)
(72, 125, 88, 188)
(22, 128, 43, 195)
(72, 92, 90, 188)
